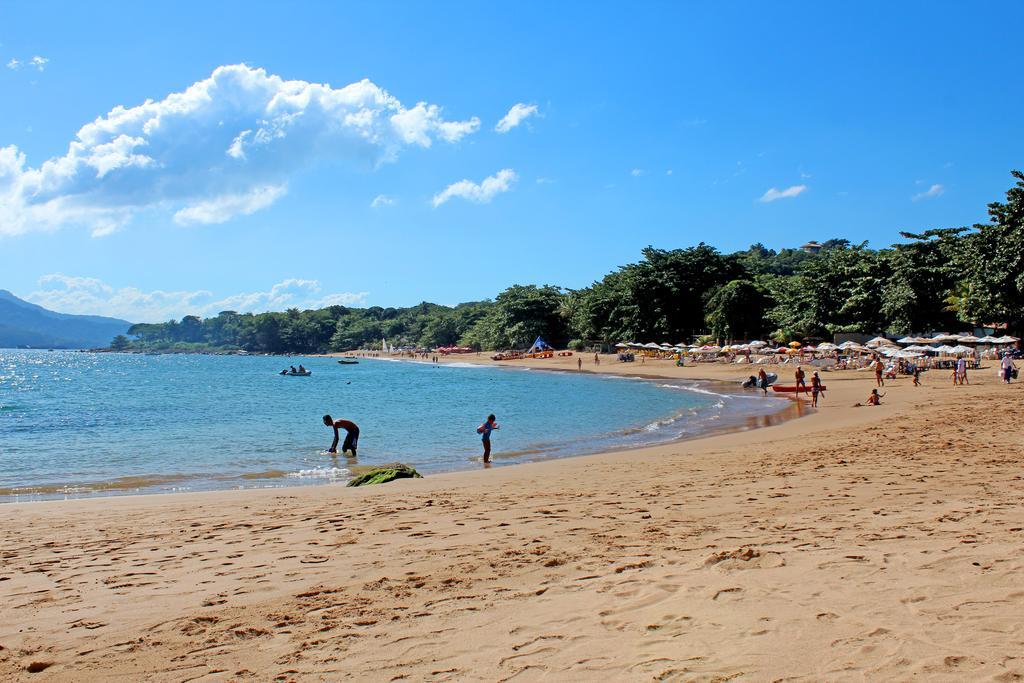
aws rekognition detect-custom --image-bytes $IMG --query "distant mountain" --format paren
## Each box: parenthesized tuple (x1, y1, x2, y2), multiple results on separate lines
(0, 290, 132, 349)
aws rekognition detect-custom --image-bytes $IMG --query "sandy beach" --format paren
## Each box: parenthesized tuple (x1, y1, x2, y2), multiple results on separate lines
(2, 354, 1022, 681)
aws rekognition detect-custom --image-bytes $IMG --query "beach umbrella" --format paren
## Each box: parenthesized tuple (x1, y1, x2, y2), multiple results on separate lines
(975, 335, 999, 344)
(748, 340, 768, 348)
(931, 334, 961, 342)
(995, 335, 1020, 344)
(866, 336, 896, 347)
(788, 341, 802, 348)
(949, 345, 974, 355)
(903, 345, 933, 353)
(816, 342, 838, 351)
(614, 342, 629, 348)
(957, 334, 980, 343)
(644, 342, 661, 349)
(896, 336, 917, 344)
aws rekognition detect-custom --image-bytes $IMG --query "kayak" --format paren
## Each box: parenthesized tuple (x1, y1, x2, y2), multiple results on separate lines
(741, 372, 777, 388)
(771, 384, 824, 393)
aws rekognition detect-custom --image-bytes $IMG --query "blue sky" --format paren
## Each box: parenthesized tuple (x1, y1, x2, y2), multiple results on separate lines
(1, 1, 1022, 322)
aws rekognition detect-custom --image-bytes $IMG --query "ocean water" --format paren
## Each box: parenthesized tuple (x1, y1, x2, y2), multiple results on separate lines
(0, 350, 792, 501)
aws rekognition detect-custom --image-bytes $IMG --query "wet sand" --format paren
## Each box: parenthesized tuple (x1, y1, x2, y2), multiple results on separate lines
(1, 356, 1022, 680)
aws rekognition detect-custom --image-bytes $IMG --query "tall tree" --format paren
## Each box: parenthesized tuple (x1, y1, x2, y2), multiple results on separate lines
(958, 170, 1024, 332)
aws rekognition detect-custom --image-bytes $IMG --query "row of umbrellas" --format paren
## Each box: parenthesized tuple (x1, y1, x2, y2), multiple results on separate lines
(869, 334, 1018, 346)
(614, 333, 1018, 357)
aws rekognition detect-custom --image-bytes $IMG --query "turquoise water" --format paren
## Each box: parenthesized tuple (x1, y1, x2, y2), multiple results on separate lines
(0, 350, 790, 501)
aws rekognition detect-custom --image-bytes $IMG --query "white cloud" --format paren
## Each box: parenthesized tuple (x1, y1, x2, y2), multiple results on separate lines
(495, 103, 538, 133)
(0, 64, 479, 237)
(666, 169, 673, 176)
(631, 168, 645, 177)
(370, 193, 394, 208)
(759, 184, 807, 202)
(26, 274, 369, 323)
(912, 183, 944, 201)
(432, 168, 517, 207)
(173, 184, 287, 225)
(5, 56, 47, 71)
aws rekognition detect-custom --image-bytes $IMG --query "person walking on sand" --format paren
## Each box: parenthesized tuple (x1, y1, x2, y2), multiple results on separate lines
(811, 371, 824, 407)
(323, 415, 359, 456)
(758, 367, 769, 396)
(913, 365, 923, 386)
(1001, 353, 1016, 384)
(956, 356, 968, 385)
(795, 365, 807, 393)
(578, 357, 583, 371)
(873, 357, 885, 387)
(594, 352, 600, 366)
(477, 414, 499, 463)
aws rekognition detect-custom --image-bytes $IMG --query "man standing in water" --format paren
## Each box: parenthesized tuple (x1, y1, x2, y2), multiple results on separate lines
(477, 414, 499, 464)
(323, 415, 359, 456)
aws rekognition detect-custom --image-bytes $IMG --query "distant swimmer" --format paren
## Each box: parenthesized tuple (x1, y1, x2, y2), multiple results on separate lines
(323, 415, 359, 456)
(477, 414, 499, 464)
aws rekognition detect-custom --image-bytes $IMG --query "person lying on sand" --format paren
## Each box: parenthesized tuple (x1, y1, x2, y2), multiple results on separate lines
(854, 389, 885, 407)
(323, 415, 359, 456)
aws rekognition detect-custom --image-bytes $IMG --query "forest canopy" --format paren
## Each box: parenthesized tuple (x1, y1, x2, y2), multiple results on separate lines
(121, 171, 1024, 352)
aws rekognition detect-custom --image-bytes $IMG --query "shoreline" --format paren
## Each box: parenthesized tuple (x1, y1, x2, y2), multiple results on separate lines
(3, 355, 1021, 680)
(1, 355, 799, 504)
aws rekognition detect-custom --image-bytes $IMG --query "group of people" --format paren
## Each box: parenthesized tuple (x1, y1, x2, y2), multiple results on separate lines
(280, 364, 308, 375)
(322, 413, 500, 464)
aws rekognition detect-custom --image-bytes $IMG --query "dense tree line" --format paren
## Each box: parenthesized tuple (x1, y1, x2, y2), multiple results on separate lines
(120, 172, 1024, 352)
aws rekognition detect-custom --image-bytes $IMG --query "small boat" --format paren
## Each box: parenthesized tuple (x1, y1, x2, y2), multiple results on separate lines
(281, 370, 312, 376)
(771, 384, 823, 393)
(337, 359, 359, 365)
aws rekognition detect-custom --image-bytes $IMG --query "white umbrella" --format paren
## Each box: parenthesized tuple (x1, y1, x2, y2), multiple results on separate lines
(817, 342, 838, 351)
(893, 349, 923, 358)
(866, 336, 897, 347)
(644, 342, 661, 349)
(949, 345, 974, 355)
(976, 335, 1000, 344)
(896, 336, 917, 344)
(931, 334, 961, 342)
(614, 342, 629, 348)
(957, 334, 980, 343)
(904, 345, 933, 353)
(995, 335, 1020, 344)
(748, 340, 768, 348)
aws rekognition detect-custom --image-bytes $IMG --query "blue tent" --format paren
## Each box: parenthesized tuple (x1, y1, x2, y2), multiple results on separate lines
(527, 336, 552, 353)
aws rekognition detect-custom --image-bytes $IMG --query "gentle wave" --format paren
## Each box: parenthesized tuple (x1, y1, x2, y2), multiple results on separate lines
(286, 467, 350, 479)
